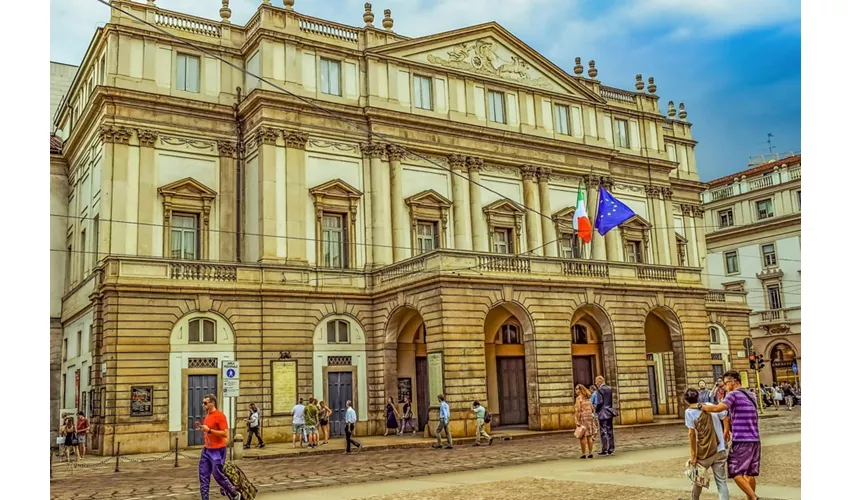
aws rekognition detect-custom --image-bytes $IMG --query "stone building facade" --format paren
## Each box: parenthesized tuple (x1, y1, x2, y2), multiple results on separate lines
(51, 0, 751, 454)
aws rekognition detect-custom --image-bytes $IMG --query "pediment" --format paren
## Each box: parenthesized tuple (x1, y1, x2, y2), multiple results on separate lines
(158, 177, 217, 199)
(371, 23, 605, 102)
(552, 206, 576, 220)
(405, 189, 452, 208)
(309, 178, 363, 199)
(483, 198, 526, 215)
(622, 214, 652, 229)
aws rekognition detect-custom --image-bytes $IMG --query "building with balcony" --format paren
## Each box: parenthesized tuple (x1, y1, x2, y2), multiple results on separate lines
(50, 0, 752, 454)
(703, 153, 801, 387)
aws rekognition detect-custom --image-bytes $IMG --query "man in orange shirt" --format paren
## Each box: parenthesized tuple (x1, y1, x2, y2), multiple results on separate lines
(196, 394, 241, 500)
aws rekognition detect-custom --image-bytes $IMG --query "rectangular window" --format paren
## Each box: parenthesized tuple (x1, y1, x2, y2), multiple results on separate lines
(625, 240, 643, 263)
(554, 104, 570, 135)
(176, 54, 200, 93)
(322, 214, 346, 268)
(63, 338, 68, 362)
(171, 214, 199, 260)
(560, 233, 580, 259)
(614, 119, 630, 148)
(76, 331, 82, 357)
(493, 228, 513, 254)
(724, 251, 739, 274)
(797, 190, 801, 209)
(767, 284, 782, 310)
(413, 75, 432, 110)
(718, 209, 734, 228)
(188, 318, 216, 344)
(65, 243, 73, 289)
(99, 55, 106, 85)
(416, 221, 437, 253)
(488, 91, 506, 124)
(709, 327, 719, 345)
(756, 199, 774, 220)
(677, 240, 688, 267)
(328, 320, 350, 344)
(762, 243, 777, 267)
(79, 229, 87, 275)
(92, 217, 99, 266)
(319, 58, 341, 96)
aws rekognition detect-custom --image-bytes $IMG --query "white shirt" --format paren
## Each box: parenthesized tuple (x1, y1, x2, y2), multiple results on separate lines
(248, 410, 260, 428)
(685, 408, 729, 452)
(291, 404, 305, 425)
(345, 407, 357, 424)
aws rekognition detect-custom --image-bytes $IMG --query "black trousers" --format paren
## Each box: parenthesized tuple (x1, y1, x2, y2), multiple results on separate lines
(345, 423, 360, 452)
(599, 418, 615, 453)
(246, 426, 263, 446)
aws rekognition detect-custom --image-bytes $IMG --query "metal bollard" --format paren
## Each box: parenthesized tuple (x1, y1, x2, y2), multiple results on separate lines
(114, 442, 120, 473)
(50, 448, 53, 479)
(174, 437, 179, 468)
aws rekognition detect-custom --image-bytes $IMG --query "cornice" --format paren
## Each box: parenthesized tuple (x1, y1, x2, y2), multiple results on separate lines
(705, 213, 801, 243)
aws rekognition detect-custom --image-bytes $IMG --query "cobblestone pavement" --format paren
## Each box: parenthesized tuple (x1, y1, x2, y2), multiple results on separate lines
(49, 410, 800, 500)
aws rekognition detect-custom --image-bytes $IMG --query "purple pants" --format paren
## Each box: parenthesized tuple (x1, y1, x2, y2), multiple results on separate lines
(199, 447, 237, 500)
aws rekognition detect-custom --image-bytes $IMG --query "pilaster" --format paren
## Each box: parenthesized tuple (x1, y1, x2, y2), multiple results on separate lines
(218, 141, 237, 262)
(448, 154, 472, 250)
(99, 125, 132, 256)
(284, 130, 308, 263)
(257, 127, 281, 262)
(601, 177, 621, 261)
(135, 129, 158, 258)
(467, 157, 487, 252)
(537, 167, 558, 257)
(645, 185, 671, 265)
(364, 142, 392, 266)
(387, 145, 407, 262)
(584, 175, 607, 261)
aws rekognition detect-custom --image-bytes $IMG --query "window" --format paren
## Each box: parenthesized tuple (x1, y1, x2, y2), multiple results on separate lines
(99, 55, 106, 85)
(188, 318, 216, 344)
(572, 325, 588, 344)
(560, 232, 581, 259)
(416, 221, 438, 253)
(171, 214, 199, 260)
(62, 374, 67, 408)
(321, 214, 347, 268)
(614, 119, 630, 148)
(762, 243, 777, 267)
(79, 229, 87, 275)
(724, 251, 739, 274)
(625, 240, 643, 263)
(413, 75, 432, 110)
(667, 143, 678, 162)
(767, 285, 782, 310)
(796, 190, 801, 209)
(493, 228, 513, 254)
(327, 319, 350, 344)
(677, 238, 688, 267)
(92, 217, 99, 267)
(555, 104, 570, 135)
(501, 324, 520, 344)
(756, 199, 774, 220)
(319, 58, 341, 96)
(176, 54, 200, 93)
(65, 243, 73, 289)
(76, 331, 82, 357)
(718, 209, 734, 228)
(63, 338, 68, 361)
(709, 326, 720, 345)
(488, 91, 506, 124)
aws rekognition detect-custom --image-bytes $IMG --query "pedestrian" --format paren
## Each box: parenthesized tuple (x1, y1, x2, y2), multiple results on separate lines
(772, 384, 783, 410)
(399, 395, 415, 437)
(589, 384, 598, 408)
(76, 411, 89, 458)
(244, 403, 264, 449)
(195, 394, 241, 500)
(291, 398, 306, 448)
(697, 381, 712, 404)
(699, 370, 761, 500)
(594, 375, 616, 456)
(760, 385, 772, 409)
(574, 384, 596, 459)
(470, 401, 493, 446)
(781, 382, 794, 410)
(683, 388, 729, 500)
(318, 401, 331, 445)
(710, 378, 726, 404)
(434, 394, 453, 449)
(343, 400, 361, 454)
(60, 416, 78, 463)
(305, 398, 320, 448)
(384, 396, 400, 436)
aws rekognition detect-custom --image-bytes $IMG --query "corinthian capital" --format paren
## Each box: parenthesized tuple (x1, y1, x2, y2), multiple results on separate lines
(385, 144, 407, 162)
(583, 174, 602, 188)
(217, 141, 237, 157)
(361, 142, 384, 159)
(520, 164, 538, 181)
(447, 153, 467, 170)
(537, 167, 552, 182)
(645, 185, 662, 198)
(284, 130, 308, 149)
(255, 127, 280, 147)
(136, 129, 159, 147)
(662, 187, 674, 200)
(99, 125, 132, 145)
(600, 176, 615, 189)
(466, 156, 484, 171)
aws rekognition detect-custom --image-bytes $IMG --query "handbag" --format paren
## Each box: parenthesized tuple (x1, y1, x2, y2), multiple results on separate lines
(574, 425, 586, 439)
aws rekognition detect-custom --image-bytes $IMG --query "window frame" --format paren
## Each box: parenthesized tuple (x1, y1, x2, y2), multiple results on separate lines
(188, 318, 217, 344)
(718, 209, 734, 228)
(79, 229, 87, 276)
(755, 198, 774, 220)
(310, 178, 363, 269)
(614, 118, 630, 148)
(761, 243, 777, 268)
(327, 319, 351, 344)
(76, 331, 82, 357)
(571, 324, 588, 345)
(176, 53, 201, 93)
(709, 326, 720, 345)
(493, 227, 514, 254)
(501, 323, 521, 344)
(560, 232, 581, 259)
(625, 239, 644, 263)
(321, 212, 348, 269)
(724, 250, 740, 274)
(554, 104, 571, 135)
(487, 90, 506, 124)
(319, 57, 342, 96)
(415, 219, 439, 254)
(170, 213, 201, 261)
(413, 75, 433, 110)
(766, 284, 783, 310)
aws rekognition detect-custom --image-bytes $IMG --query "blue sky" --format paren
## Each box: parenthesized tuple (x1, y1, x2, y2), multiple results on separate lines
(50, 0, 801, 181)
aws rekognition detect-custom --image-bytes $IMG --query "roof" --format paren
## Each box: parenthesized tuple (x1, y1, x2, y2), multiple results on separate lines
(50, 134, 63, 154)
(706, 154, 801, 188)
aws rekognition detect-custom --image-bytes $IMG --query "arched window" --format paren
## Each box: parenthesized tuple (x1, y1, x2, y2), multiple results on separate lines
(572, 325, 588, 344)
(501, 324, 520, 344)
(188, 318, 216, 344)
(709, 326, 720, 345)
(771, 343, 795, 362)
(327, 319, 350, 344)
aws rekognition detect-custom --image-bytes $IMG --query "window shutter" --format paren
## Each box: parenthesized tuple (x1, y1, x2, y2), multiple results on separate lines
(343, 215, 350, 268)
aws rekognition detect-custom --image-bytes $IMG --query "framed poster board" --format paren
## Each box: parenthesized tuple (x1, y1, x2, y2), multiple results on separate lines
(272, 360, 298, 415)
(130, 386, 153, 417)
(427, 352, 444, 408)
(397, 377, 412, 403)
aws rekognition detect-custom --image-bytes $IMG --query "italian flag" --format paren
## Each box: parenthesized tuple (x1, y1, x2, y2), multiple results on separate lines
(573, 185, 592, 243)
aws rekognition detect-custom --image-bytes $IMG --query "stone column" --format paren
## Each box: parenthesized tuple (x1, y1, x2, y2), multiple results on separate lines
(449, 154, 472, 250)
(467, 157, 488, 252)
(365, 143, 392, 266)
(257, 127, 281, 262)
(681, 204, 699, 270)
(601, 177, 621, 261)
(646, 185, 670, 265)
(537, 167, 558, 257)
(217, 141, 237, 262)
(99, 126, 133, 256)
(387, 145, 407, 262)
(693, 207, 709, 285)
(662, 188, 678, 266)
(584, 175, 607, 261)
(136, 129, 159, 258)
(284, 130, 309, 263)
(521, 165, 542, 255)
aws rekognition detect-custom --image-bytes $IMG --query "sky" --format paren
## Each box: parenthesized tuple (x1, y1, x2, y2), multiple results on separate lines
(50, 0, 801, 181)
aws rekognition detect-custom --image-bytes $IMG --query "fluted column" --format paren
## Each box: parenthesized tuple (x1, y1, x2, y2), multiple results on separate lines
(521, 165, 542, 255)
(467, 157, 488, 252)
(537, 167, 558, 257)
(365, 143, 392, 266)
(646, 185, 670, 265)
(387, 145, 407, 262)
(284, 130, 308, 263)
(257, 127, 281, 262)
(449, 154, 472, 250)
(137, 129, 159, 258)
(602, 177, 622, 261)
(584, 175, 607, 261)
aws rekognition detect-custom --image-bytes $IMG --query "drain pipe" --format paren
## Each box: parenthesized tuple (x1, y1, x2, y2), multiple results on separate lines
(234, 87, 244, 262)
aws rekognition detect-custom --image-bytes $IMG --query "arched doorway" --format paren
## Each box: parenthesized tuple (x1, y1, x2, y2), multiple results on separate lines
(708, 324, 731, 381)
(386, 306, 429, 432)
(484, 303, 534, 427)
(644, 307, 685, 417)
(570, 306, 613, 389)
(770, 342, 798, 385)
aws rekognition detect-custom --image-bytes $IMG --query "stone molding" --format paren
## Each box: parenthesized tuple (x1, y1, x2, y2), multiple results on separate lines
(520, 164, 538, 181)
(99, 125, 132, 145)
(136, 129, 159, 147)
(536, 167, 552, 183)
(255, 127, 280, 147)
(284, 130, 309, 150)
(385, 144, 407, 162)
(217, 141, 237, 158)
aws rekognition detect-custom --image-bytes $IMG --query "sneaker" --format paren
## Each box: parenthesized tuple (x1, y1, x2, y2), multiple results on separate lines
(588, 454, 593, 458)
(259, 444, 265, 449)
(356, 444, 362, 453)
(488, 438, 493, 446)
(474, 443, 480, 446)
(232, 493, 242, 500)
(445, 446, 453, 449)
(436, 445, 443, 449)
(244, 445, 251, 449)
(580, 455, 587, 459)
(598, 451, 609, 456)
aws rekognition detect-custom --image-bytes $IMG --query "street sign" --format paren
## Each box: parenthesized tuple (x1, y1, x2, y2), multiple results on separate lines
(743, 338, 753, 351)
(792, 363, 798, 374)
(222, 361, 240, 398)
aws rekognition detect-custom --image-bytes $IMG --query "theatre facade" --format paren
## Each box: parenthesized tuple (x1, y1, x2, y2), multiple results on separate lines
(50, 0, 752, 454)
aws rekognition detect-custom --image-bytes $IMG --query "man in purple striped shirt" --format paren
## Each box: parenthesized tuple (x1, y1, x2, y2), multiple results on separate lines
(698, 370, 761, 500)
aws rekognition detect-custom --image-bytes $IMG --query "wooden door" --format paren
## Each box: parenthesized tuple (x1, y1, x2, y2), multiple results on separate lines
(415, 357, 430, 432)
(647, 366, 659, 415)
(188, 374, 217, 446)
(328, 372, 353, 437)
(572, 356, 596, 388)
(497, 357, 528, 425)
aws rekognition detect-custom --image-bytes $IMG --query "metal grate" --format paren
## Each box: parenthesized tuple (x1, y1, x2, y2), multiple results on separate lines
(328, 356, 352, 366)
(710, 353, 723, 361)
(188, 357, 218, 369)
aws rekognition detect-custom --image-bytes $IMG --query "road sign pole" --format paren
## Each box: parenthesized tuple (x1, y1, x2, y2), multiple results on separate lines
(754, 363, 764, 414)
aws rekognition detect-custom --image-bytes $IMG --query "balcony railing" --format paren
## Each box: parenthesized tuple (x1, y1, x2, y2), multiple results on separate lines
(789, 167, 801, 180)
(563, 260, 609, 278)
(298, 17, 359, 43)
(748, 176, 774, 191)
(600, 86, 637, 104)
(711, 186, 735, 201)
(154, 10, 221, 38)
(761, 309, 782, 322)
(477, 255, 531, 274)
(706, 291, 726, 302)
(170, 262, 237, 281)
(374, 255, 428, 282)
(636, 265, 677, 282)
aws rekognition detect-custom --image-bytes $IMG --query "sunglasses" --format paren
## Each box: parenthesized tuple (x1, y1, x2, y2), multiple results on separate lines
(202, 401, 210, 406)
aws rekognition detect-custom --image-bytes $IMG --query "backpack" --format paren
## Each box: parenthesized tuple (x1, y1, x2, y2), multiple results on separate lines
(483, 409, 492, 424)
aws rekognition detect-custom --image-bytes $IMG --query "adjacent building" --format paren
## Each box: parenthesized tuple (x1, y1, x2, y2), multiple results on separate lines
(51, 0, 752, 454)
(703, 154, 801, 386)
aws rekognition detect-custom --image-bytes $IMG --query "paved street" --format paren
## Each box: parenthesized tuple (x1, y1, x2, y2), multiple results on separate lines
(50, 409, 800, 500)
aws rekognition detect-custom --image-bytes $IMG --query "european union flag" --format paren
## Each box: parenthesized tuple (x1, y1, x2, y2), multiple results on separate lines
(595, 186, 636, 236)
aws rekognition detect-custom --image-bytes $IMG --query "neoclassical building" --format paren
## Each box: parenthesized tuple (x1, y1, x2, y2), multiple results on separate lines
(50, 0, 752, 454)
